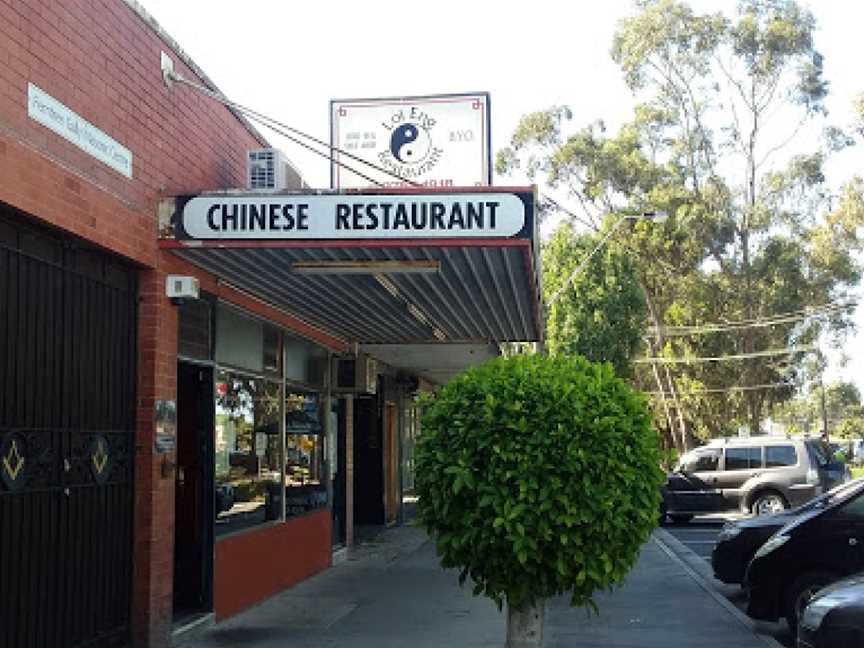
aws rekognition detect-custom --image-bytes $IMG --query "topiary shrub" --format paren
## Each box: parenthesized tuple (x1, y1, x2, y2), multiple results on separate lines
(415, 354, 664, 615)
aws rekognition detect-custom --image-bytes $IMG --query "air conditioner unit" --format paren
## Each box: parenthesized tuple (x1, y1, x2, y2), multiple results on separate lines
(333, 355, 378, 394)
(246, 148, 307, 190)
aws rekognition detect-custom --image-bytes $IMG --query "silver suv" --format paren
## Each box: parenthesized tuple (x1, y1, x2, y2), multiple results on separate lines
(660, 436, 849, 523)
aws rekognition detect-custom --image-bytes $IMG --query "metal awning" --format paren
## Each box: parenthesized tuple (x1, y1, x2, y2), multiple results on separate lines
(159, 187, 542, 346)
(360, 343, 500, 383)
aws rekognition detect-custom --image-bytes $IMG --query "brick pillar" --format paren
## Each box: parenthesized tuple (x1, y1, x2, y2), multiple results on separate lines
(345, 395, 354, 547)
(133, 267, 178, 647)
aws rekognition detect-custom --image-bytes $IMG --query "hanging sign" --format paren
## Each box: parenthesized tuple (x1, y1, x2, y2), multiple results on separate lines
(330, 93, 491, 189)
(174, 191, 531, 240)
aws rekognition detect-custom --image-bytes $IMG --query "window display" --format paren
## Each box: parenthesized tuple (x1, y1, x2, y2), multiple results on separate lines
(284, 391, 327, 518)
(209, 306, 332, 538)
(214, 371, 282, 536)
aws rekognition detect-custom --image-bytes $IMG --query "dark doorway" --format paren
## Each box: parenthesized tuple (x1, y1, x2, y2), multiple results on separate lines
(353, 395, 384, 527)
(173, 363, 214, 618)
(0, 206, 137, 647)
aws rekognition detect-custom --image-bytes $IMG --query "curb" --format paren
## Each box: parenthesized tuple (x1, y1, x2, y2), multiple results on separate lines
(653, 528, 785, 648)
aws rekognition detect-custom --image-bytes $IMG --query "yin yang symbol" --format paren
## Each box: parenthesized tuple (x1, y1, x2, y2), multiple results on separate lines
(389, 123, 431, 164)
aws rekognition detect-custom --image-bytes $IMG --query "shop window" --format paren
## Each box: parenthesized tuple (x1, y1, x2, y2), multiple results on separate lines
(285, 337, 329, 389)
(284, 338, 310, 384)
(178, 298, 212, 361)
(215, 305, 263, 373)
(284, 391, 328, 518)
(214, 370, 282, 536)
(263, 325, 281, 377)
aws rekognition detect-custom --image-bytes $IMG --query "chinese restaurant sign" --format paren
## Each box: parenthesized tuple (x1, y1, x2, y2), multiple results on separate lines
(174, 191, 532, 240)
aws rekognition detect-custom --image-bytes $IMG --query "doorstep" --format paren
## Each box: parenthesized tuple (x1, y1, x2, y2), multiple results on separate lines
(171, 612, 214, 646)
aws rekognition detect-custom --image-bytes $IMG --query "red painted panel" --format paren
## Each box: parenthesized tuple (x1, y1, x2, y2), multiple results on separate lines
(214, 511, 332, 620)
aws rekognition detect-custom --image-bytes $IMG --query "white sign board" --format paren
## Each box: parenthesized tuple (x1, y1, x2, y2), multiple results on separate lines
(330, 93, 490, 190)
(27, 83, 133, 178)
(178, 192, 527, 240)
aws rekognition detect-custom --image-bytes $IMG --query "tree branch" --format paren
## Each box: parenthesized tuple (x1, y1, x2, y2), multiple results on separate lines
(756, 117, 808, 170)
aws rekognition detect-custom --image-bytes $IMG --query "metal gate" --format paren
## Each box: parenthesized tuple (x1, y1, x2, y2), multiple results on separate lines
(0, 209, 137, 647)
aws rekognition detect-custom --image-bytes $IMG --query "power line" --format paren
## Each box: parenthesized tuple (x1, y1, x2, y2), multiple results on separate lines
(649, 301, 856, 337)
(239, 111, 383, 187)
(167, 73, 421, 188)
(646, 381, 794, 396)
(635, 345, 817, 364)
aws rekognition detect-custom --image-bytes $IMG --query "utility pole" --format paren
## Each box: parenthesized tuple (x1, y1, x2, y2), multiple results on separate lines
(820, 374, 830, 444)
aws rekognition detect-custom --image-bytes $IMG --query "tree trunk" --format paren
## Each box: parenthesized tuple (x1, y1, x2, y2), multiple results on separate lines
(506, 599, 545, 648)
(641, 285, 690, 452)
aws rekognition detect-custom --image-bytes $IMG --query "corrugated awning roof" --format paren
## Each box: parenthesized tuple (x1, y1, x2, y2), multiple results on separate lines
(159, 187, 542, 346)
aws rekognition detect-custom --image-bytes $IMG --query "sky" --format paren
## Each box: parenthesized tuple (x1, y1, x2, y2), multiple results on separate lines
(137, 0, 864, 388)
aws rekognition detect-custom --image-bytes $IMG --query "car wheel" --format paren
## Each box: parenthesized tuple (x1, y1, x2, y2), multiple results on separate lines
(658, 500, 668, 526)
(669, 514, 693, 524)
(783, 571, 836, 635)
(752, 491, 787, 516)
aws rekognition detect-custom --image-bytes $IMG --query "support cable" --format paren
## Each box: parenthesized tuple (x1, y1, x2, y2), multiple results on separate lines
(646, 381, 794, 396)
(634, 345, 817, 364)
(166, 72, 421, 187)
(648, 301, 856, 337)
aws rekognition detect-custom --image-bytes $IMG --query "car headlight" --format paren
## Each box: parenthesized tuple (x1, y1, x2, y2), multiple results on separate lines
(754, 534, 790, 559)
(717, 524, 742, 542)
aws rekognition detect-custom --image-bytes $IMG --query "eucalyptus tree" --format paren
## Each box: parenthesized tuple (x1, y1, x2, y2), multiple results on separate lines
(498, 0, 864, 449)
(542, 224, 647, 377)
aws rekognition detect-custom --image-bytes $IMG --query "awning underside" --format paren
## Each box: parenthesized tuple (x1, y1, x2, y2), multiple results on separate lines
(359, 343, 500, 384)
(173, 245, 540, 344)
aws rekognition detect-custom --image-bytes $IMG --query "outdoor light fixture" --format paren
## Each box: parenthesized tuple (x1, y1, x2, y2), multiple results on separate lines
(291, 260, 440, 275)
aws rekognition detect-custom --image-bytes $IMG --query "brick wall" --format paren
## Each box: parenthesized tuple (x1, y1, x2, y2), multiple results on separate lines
(133, 268, 179, 645)
(0, 0, 265, 237)
(0, 2, 270, 646)
(213, 511, 333, 620)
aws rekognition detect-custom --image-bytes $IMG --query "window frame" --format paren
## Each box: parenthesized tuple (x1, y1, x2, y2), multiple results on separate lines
(764, 444, 798, 469)
(679, 447, 722, 473)
(722, 446, 763, 471)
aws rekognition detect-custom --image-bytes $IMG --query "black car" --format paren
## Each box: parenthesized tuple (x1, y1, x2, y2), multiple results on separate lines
(744, 478, 864, 633)
(798, 574, 864, 648)
(713, 479, 864, 585)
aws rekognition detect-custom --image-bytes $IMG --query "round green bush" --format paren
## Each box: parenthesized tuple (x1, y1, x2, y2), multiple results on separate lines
(415, 354, 664, 611)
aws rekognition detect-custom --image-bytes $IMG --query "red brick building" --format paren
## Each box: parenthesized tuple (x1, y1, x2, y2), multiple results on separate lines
(0, 1, 541, 646)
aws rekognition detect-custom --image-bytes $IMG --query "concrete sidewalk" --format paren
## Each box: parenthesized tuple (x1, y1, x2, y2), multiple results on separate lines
(179, 524, 778, 648)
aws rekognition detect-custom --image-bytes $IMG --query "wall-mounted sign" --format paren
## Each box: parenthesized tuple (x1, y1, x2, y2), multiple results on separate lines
(27, 83, 133, 178)
(175, 191, 530, 240)
(330, 93, 491, 189)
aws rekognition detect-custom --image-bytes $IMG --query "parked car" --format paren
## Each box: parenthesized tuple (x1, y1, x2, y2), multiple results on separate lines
(661, 436, 846, 523)
(744, 478, 864, 633)
(713, 478, 864, 585)
(798, 574, 864, 648)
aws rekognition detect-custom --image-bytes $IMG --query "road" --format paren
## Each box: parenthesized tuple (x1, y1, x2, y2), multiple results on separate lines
(664, 517, 795, 648)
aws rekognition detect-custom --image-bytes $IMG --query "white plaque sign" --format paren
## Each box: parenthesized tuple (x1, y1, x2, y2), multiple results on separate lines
(330, 93, 490, 190)
(27, 83, 133, 178)
(178, 192, 527, 240)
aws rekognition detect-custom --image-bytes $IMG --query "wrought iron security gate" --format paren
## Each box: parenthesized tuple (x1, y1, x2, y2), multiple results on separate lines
(0, 209, 137, 647)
